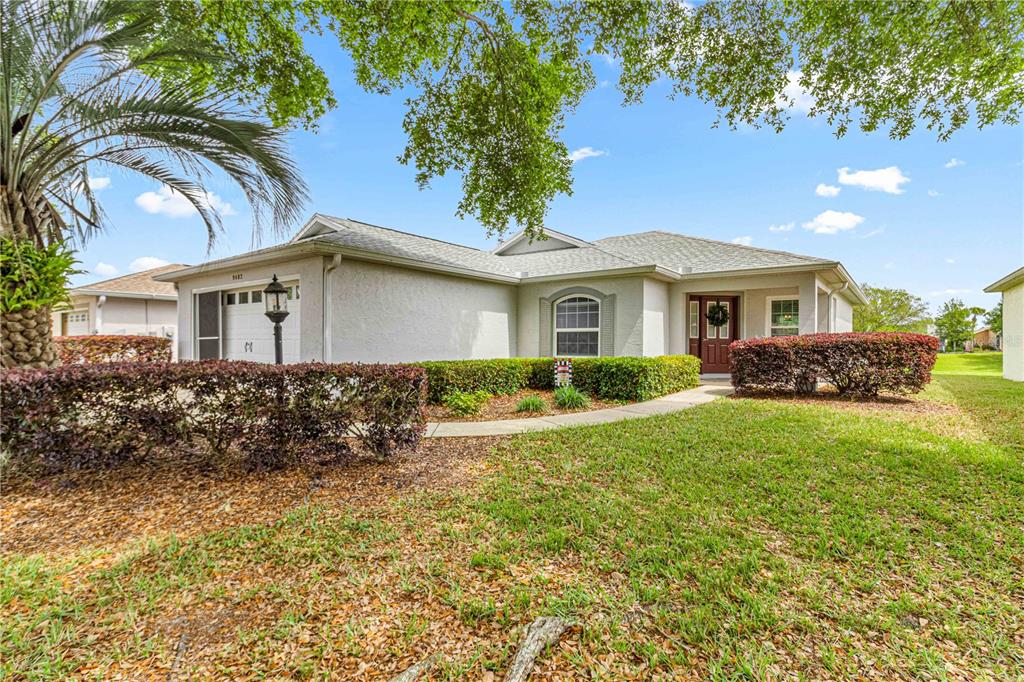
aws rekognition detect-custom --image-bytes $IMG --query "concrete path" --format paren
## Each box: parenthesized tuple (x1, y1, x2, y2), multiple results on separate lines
(426, 381, 734, 437)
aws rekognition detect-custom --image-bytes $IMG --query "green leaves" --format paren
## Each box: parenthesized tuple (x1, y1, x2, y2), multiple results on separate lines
(0, 238, 79, 313)
(854, 285, 931, 333)
(1, 0, 307, 247)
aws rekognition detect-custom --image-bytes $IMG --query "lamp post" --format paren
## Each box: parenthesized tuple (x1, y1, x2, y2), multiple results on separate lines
(263, 275, 289, 364)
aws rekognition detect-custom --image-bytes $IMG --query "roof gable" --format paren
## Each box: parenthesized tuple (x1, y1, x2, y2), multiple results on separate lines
(493, 229, 590, 256)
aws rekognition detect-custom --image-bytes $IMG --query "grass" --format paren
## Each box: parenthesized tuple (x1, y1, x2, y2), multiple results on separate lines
(926, 352, 1022, 452)
(3, 355, 1022, 679)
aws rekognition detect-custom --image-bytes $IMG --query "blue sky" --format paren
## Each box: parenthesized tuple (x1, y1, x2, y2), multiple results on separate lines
(75, 36, 1023, 312)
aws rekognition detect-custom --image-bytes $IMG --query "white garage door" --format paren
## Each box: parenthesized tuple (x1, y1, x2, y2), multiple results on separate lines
(221, 282, 301, 363)
(64, 310, 90, 336)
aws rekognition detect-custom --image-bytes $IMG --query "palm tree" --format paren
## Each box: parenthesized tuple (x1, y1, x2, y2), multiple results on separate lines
(0, 0, 307, 368)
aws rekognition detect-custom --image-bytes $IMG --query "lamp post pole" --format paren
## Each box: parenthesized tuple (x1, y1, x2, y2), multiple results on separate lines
(263, 275, 290, 365)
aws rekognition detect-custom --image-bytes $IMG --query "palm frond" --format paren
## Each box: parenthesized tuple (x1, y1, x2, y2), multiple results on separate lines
(1, 0, 307, 247)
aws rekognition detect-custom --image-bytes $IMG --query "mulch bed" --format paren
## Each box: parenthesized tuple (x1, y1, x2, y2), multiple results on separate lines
(424, 388, 622, 422)
(1, 437, 501, 560)
(731, 388, 958, 415)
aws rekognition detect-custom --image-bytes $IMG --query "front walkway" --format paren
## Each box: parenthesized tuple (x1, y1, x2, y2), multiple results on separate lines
(426, 381, 734, 437)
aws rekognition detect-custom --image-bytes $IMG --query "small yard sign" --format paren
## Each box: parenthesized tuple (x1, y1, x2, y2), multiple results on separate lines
(554, 358, 573, 387)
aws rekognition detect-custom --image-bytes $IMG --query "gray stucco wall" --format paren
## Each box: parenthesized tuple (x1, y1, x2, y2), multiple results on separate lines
(833, 294, 854, 332)
(328, 259, 516, 362)
(517, 276, 644, 357)
(1001, 283, 1023, 381)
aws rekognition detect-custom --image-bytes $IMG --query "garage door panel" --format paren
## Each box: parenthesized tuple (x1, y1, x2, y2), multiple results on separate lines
(221, 282, 300, 363)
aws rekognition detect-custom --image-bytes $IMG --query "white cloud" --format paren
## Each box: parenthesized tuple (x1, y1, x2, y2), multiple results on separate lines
(768, 222, 795, 233)
(802, 210, 865, 235)
(859, 228, 885, 239)
(135, 185, 236, 218)
(928, 189, 941, 197)
(94, 262, 118, 277)
(568, 146, 608, 163)
(88, 176, 111, 191)
(731, 236, 753, 246)
(837, 166, 909, 194)
(945, 258, 956, 264)
(815, 183, 841, 198)
(129, 256, 170, 273)
(944, 158, 965, 169)
(883, 262, 896, 270)
(929, 288, 971, 297)
(777, 70, 814, 113)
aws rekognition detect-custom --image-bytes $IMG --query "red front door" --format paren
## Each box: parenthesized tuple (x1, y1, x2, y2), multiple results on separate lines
(687, 295, 739, 373)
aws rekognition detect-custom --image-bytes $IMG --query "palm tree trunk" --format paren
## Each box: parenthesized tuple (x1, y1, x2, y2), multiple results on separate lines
(1, 187, 64, 369)
(1, 305, 59, 369)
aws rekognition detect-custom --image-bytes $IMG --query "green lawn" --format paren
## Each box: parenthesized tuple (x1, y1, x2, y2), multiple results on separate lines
(3, 357, 1022, 679)
(926, 352, 1023, 453)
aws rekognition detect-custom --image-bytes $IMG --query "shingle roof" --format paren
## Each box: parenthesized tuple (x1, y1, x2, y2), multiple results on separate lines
(73, 263, 186, 298)
(306, 216, 518, 277)
(594, 231, 832, 274)
(302, 217, 834, 279)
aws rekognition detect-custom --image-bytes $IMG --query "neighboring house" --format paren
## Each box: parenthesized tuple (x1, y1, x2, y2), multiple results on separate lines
(156, 214, 866, 373)
(971, 327, 1001, 351)
(54, 264, 185, 343)
(985, 266, 1024, 381)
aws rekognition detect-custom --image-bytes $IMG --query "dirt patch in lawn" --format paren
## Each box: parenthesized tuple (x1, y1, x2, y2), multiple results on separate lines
(1, 437, 502, 560)
(424, 388, 622, 422)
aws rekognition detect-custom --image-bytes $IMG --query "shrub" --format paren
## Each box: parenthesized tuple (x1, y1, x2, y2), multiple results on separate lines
(0, 361, 426, 475)
(443, 390, 491, 416)
(572, 355, 701, 402)
(730, 332, 939, 397)
(411, 355, 698, 403)
(54, 335, 172, 364)
(414, 358, 551, 403)
(515, 395, 547, 413)
(554, 385, 590, 409)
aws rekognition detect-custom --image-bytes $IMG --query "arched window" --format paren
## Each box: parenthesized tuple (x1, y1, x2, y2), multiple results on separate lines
(554, 296, 600, 356)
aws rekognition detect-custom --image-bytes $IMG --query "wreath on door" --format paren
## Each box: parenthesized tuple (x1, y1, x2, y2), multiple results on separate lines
(705, 302, 730, 328)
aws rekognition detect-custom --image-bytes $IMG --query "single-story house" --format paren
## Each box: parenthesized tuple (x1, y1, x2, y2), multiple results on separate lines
(985, 266, 1024, 381)
(971, 327, 1001, 351)
(156, 214, 866, 373)
(53, 264, 184, 340)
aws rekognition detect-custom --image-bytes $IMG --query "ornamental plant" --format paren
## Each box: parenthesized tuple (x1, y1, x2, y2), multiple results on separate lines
(443, 390, 491, 417)
(554, 385, 590, 409)
(55, 335, 172, 364)
(0, 361, 427, 475)
(515, 395, 547, 413)
(730, 332, 939, 397)
(1, 1, 306, 369)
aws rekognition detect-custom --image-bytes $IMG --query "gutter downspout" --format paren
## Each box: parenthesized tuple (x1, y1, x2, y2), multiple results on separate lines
(94, 295, 106, 334)
(323, 254, 342, 362)
(826, 282, 849, 332)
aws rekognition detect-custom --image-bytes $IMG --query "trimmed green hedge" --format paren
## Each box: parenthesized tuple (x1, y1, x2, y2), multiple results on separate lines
(411, 355, 700, 403)
(573, 355, 701, 402)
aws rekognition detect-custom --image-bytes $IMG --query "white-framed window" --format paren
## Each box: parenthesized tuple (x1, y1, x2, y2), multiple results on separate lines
(554, 296, 600, 356)
(688, 300, 699, 340)
(767, 298, 799, 336)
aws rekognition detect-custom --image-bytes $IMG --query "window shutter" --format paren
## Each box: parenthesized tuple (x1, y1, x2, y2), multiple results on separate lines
(539, 297, 552, 356)
(600, 294, 615, 357)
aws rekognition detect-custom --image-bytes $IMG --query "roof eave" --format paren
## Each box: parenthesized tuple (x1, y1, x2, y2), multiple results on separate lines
(681, 261, 868, 305)
(71, 290, 177, 301)
(984, 266, 1024, 292)
(153, 242, 324, 282)
(520, 264, 680, 283)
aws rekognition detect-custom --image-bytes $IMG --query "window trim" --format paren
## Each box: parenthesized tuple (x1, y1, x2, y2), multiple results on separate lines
(765, 296, 800, 337)
(552, 294, 601, 357)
